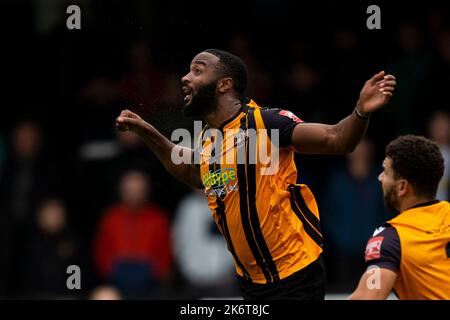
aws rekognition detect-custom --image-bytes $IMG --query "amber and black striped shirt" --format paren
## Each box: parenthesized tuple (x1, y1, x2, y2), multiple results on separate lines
(197, 98, 323, 284)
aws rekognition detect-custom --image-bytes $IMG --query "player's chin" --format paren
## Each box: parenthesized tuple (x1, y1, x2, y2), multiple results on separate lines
(183, 94, 192, 106)
(183, 97, 193, 110)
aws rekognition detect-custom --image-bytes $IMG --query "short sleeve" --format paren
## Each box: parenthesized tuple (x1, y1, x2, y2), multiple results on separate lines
(260, 108, 303, 147)
(365, 223, 401, 273)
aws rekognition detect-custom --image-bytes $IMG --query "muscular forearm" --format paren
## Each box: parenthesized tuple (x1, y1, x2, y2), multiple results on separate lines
(115, 109, 203, 188)
(286, 71, 395, 155)
(333, 107, 369, 153)
(136, 123, 202, 188)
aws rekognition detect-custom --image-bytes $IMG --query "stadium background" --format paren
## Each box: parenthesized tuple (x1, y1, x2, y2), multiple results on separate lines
(0, 0, 449, 299)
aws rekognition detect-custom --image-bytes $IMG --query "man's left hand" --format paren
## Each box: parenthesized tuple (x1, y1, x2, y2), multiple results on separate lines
(357, 71, 396, 114)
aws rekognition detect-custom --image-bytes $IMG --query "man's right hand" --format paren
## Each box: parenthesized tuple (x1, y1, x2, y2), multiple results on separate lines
(115, 109, 149, 136)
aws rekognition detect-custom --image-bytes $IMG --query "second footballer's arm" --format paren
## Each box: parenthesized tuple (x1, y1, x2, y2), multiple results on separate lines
(116, 110, 203, 189)
(347, 267, 398, 300)
(292, 71, 396, 154)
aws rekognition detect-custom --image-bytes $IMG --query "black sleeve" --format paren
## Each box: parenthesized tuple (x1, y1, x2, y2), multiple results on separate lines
(364, 223, 401, 272)
(259, 108, 304, 147)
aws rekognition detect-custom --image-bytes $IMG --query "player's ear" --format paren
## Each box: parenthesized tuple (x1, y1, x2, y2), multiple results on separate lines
(397, 179, 408, 197)
(218, 77, 233, 93)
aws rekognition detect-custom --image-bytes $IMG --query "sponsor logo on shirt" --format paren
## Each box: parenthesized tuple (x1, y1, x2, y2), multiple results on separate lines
(365, 236, 384, 261)
(279, 110, 302, 123)
(202, 168, 239, 197)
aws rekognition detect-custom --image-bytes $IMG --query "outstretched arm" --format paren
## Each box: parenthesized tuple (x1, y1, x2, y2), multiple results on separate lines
(292, 71, 396, 154)
(116, 110, 203, 188)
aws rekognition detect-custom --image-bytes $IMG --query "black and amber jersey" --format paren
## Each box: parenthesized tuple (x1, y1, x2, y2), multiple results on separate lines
(197, 98, 323, 284)
(365, 200, 450, 299)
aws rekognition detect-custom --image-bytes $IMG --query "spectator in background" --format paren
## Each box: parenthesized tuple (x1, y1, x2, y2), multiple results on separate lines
(77, 129, 152, 215)
(24, 199, 82, 299)
(93, 170, 172, 298)
(321, 138, 387, 292)
(2, 121, 44, 224)
(89, 285, 122, 300)
(172, 189, 238, 299)
(427, 110, 450, 200)
(0, 120, 62, 297)
(76, 127, 187, 245)
(105, 130, 188, 215)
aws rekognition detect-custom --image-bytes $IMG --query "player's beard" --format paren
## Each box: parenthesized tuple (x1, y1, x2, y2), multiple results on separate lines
(183, 80, 218, 117)
(383, 185, 400, 214)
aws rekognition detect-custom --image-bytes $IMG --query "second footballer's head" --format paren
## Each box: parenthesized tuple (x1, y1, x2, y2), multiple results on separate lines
(181, 49, 248, 116)
(378, 135, 444, 213)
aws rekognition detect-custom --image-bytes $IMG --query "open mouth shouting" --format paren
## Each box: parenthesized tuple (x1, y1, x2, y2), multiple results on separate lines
(182, 86, 193, 105)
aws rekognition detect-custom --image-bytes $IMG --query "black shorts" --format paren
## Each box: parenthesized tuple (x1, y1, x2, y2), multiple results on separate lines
(237, 255, 326, 300)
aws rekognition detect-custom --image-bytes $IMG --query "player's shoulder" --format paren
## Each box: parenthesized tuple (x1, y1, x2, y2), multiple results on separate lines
(260, 106, 282, 112)
(365, 222, 401, 266)
(370, 222, 398, 238)
(260, 106, 292, 113)
(366, 223, 401, 256)
(259, 106, 303, 124)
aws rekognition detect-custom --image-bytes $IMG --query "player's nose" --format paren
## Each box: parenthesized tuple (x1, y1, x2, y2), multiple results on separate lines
(181, 73, 190, 84)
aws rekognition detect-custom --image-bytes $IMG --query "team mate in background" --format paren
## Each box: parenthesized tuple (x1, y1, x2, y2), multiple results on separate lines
(348, 135, 450, 300)
(116, 49, 396, 299)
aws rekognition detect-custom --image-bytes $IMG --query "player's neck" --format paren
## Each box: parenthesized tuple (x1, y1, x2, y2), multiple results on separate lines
(400, 195, 436, 212)
(203, 96, 242, 129)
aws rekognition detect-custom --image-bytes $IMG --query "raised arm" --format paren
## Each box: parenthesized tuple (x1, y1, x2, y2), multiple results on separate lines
(292, 71, 396, 154)
(116, 110, 203, 189)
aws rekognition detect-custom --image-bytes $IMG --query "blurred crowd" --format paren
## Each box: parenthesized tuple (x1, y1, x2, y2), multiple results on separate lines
(0, 1, 449, 299)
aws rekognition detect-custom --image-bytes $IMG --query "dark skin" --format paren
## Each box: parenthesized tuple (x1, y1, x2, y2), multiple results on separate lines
(347, 157, 433, 300)
(116, 51, 396, 188)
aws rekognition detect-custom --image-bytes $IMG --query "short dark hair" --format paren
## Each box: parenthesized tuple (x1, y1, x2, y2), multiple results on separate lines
(385, 135, 444, 198)
(204, 49, 248, 97)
